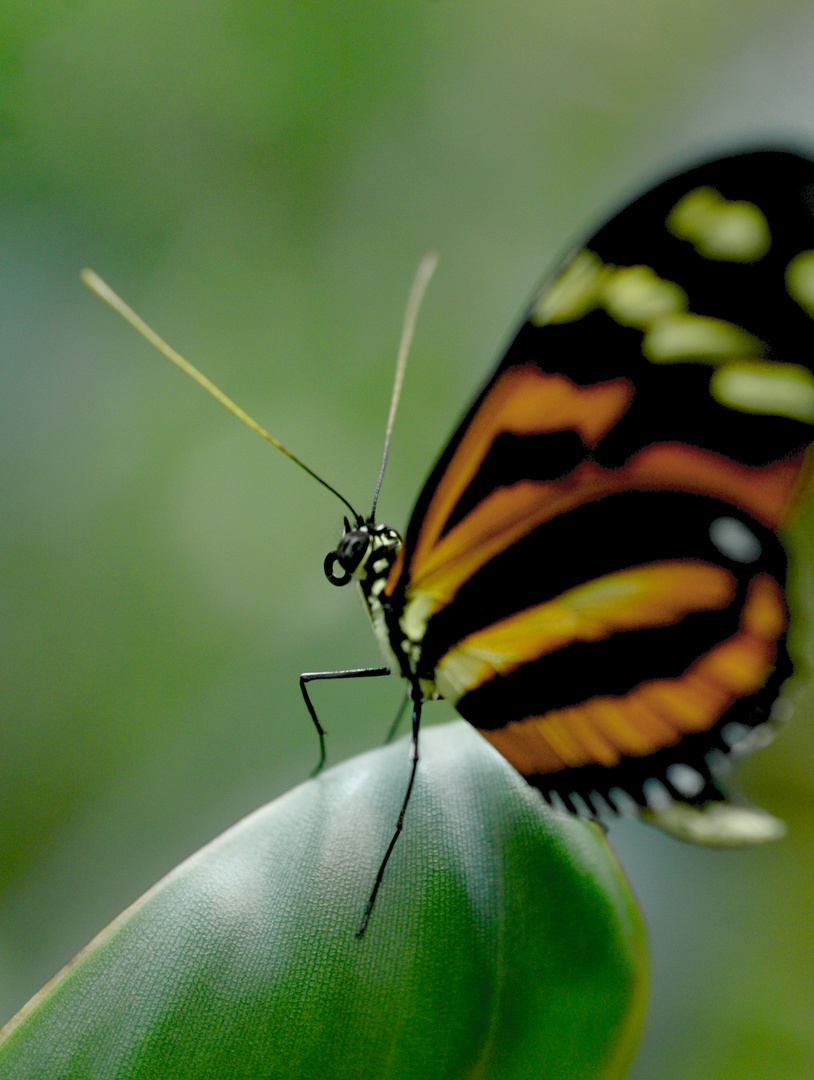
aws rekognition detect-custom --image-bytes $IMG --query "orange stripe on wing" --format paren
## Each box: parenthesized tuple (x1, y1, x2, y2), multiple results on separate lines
(434, 561, 735, 704)
(478, 574, 785, 776)
(400, 366, 633, 586)
(389, 442, 804, 621)
(624, 443, 806, 528)
(401, 477, 593, 610)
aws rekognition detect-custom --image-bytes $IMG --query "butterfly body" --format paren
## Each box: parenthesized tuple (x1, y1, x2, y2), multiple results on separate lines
(326, 522, 439, 705)
(326, 522, 407, 673)
(326, 149, 814, 845)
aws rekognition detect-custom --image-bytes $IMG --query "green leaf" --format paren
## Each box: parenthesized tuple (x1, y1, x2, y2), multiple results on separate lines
(0, 721, 647, 1080)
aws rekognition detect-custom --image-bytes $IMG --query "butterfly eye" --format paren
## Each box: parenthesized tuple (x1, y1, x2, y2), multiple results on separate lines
(324, 529, 371, 586)
(709, 516, 762, 564)
(323, 551, 353, 586)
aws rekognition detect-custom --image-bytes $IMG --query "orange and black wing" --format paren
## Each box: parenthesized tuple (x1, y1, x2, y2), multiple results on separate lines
(385, 149, 814, 831)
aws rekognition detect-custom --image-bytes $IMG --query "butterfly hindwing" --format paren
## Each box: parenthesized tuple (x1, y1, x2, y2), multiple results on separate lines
(384, 149, 814, 827)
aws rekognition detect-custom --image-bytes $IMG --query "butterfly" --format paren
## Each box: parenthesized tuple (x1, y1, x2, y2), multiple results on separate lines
(85, 147, 814, 931)
(319, 148, 814, 869)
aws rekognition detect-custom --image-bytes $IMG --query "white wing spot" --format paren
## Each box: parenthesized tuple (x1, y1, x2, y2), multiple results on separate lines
(568, 793, 593, 819)
(720, 720, 750, 748)
(709, 516, 762, 563)
(770, 696, 794, 724)
(666, 763, 706, 798)
(642, 778, 672, 811)
(607, 787, 639, 817)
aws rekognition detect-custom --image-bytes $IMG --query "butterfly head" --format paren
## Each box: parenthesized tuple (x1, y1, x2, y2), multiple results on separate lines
(324, 519, 402, 588)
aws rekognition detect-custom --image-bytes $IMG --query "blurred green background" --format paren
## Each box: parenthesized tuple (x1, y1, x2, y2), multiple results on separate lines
(1, 2, 813, 1076)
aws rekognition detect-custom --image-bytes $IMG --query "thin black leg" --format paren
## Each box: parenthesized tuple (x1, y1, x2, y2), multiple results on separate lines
(384, 693, 409, 744)
(357, 680, 423, 937)
(300, 666, 391, 775)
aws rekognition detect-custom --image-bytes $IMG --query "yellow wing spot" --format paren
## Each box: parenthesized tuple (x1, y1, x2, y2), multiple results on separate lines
(601, 265, 687, 328)
(399, 592, 436, 646)
(528, 219, 795, 419)
(666, 186, 771, 262)
(785, 250, 814, 318)
(710, 360, 814, 422)
(531, 249, 610, 324)
(643, 313, 762, 364)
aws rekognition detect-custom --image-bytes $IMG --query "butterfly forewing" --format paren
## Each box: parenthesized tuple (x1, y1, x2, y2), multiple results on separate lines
(384, 149, 814, 819)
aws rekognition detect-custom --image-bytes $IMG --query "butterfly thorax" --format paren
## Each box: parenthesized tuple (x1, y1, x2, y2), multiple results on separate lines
(324, 522, 411, 680)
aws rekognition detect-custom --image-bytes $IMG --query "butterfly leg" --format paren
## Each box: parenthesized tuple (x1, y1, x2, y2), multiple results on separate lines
(385, 693, 410, 744)
(300, 666, 391, 775)
(357, 679, 423, 937)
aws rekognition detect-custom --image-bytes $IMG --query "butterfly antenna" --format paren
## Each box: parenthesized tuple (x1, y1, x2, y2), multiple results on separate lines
(369, 251, 438, 521)
(81, 269, 361, 523)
